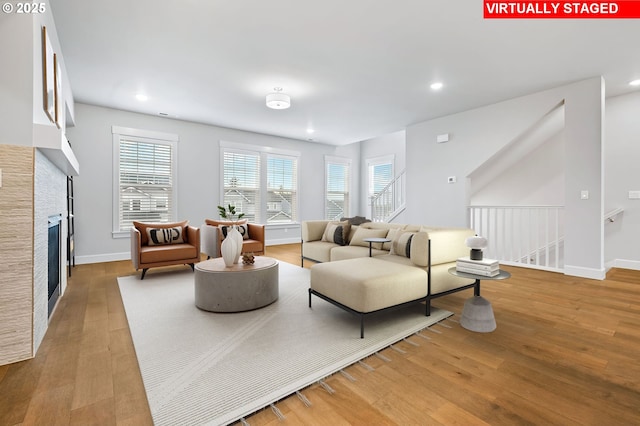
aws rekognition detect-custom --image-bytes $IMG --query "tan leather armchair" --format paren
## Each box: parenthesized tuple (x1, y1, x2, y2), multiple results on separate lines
(201, 219, 265, 259)
(130, 221, 201, 279)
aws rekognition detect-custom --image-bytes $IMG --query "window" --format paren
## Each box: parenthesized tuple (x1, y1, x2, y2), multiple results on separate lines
(222, 150, 260, 222)
(112, 126, 178, 237)
(367, 155, 394, 204)
(221, 142, 299, 224)
(325, 156, 351, 220)
(267, 156, 297, 223)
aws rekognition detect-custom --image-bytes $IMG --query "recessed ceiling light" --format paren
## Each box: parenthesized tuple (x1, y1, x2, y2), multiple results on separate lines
(630, 79, 640, 86)
(430, 82, 444, 90)
(136, 93, 148, 101)
(307, 128, 315, 134)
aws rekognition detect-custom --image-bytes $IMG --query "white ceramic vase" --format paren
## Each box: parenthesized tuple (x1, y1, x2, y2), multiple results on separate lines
(220, 233, 237, 267)
(227, 224, 244, 264)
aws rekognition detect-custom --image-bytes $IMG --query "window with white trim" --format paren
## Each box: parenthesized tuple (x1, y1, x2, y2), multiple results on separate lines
(367, 155, 394, 204)
(325, 156, 351, 220)
(222, 150, 261, 222)
(112, 126, 178, 237)
(267, 155, 297, 223)
(220, 142, 299, 224)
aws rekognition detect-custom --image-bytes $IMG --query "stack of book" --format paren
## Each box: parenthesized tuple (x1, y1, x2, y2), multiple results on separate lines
(456, 256, 500, 277)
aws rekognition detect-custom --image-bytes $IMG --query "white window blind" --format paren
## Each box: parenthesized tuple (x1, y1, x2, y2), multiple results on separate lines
(267, 155, 297, 223)
(325, 158, 350, 220)
(222, 150, 261, 223)
(118, 139, 173, 229)
(112, 126, 178, 237)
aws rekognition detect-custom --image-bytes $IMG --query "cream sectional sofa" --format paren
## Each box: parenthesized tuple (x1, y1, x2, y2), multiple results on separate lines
(303, 220, 478, 335)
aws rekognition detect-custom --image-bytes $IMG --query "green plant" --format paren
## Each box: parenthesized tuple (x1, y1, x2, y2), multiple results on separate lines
(217, 204, 245, 222)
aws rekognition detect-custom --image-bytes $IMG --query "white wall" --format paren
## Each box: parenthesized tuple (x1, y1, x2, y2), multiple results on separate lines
(471, 132, 565, 206)
(605, 91, 640, 269)
(67, 103, 360, 263)
(406, 89, 568, 226)
(406, 77, 605, 279)
(359, 130, 406, 219)
(30, 1, 73, 129)
(0, 12, 33, 145)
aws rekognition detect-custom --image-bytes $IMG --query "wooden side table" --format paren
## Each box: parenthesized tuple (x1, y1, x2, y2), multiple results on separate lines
(448, 267, 511, 332)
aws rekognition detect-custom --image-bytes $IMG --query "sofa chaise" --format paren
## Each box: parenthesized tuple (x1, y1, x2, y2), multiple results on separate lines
(303, 220, 478, 336)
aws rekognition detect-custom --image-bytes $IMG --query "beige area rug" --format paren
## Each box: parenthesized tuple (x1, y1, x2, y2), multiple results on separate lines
(118, 261, 453, 425)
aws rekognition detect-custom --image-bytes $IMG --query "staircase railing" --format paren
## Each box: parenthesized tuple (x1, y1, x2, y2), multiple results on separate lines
(468, 205, 565, 272)
(604, 207, 624, 223)
(371, 170, 406, 222)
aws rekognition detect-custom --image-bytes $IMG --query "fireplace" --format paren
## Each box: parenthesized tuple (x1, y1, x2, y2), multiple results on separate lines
(48, 215, 62, 317)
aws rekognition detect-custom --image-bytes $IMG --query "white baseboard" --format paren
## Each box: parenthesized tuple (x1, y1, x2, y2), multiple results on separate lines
(266, 238, 301, 246)
(564, 265, 606, 280)
(76, 252, 130, 265)
(75, 242, 302, 265)
(609, 259, 640, 271)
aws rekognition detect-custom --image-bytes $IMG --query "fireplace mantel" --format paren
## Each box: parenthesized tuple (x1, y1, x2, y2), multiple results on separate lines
(33, 124, 79, 176)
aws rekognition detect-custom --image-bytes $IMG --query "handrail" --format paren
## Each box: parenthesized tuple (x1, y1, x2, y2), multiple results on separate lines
(370, 170, 406, 222)
(604, 207, 624, 223)
(370, 169, 406, 204)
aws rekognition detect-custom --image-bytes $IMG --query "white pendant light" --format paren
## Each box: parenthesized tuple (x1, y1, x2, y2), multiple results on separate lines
(266, 87, 290, 109)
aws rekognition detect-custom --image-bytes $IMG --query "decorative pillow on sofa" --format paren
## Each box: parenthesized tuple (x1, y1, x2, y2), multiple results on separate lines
(383, 227, 401, 251)
(321, 221, 351, 246)
(146, 226, 185, 246)
(218, 224, 249, 240)
(134, 220, 188, 246)
(390, 231, 416, 258)
(349, 227, 388, 249)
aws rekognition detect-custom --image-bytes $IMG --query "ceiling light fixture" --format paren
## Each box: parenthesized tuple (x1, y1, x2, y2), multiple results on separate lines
(136, 93, 148, 101)
(266, 87, 290, 109)
(306, 128, 315, 134)
(630, 79, 640, 86)
(430, 82, 444, 90)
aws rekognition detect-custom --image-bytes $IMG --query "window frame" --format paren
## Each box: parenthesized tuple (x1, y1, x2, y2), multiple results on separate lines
(324, 156, 352, 220)
(112, 126, 178, 238)
(220, 141, 300, 225)
(366, 154, 395, 206)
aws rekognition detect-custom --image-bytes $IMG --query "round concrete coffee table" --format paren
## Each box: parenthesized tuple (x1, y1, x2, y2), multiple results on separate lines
(194, 257, 279, 312)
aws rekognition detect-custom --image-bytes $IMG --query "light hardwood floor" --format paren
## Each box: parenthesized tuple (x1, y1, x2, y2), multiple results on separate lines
(1, 244, 639, 425)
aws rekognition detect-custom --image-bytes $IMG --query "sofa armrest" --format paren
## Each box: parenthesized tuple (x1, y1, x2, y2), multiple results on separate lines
(187, 225, 200, 258)
(302, 220, 329, 242)
(426, 228, 476, 265)
(201, 224, 220, 258)
(130, 227, 141, 270)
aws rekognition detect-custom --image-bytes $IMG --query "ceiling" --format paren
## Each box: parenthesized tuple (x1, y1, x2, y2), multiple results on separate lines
(49, 0, 640, 146)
